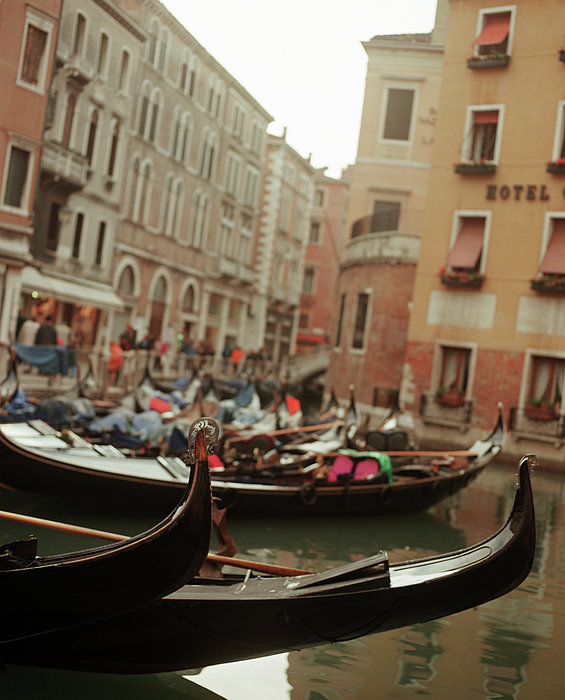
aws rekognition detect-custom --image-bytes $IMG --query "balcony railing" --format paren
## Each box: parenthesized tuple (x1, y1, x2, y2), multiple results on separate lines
(216, 256, 254, 284)
(467, 54, 510, 69)
(454, 161, 496, 175)
(440, 269, 485, 289)
(41, 141, 89, 191)
(420, 391, 473, 424)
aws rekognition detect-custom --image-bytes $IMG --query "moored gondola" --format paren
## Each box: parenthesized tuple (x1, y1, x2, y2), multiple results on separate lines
(0, 454, 536, 674)
(0, 406, 505, 515)
(0, 418, 215, 643)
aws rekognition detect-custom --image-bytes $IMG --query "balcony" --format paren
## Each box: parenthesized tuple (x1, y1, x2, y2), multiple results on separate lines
(467, 54, 510, 69)
(216, 256, 254, 284)
(345, 229, 420, 266)
(454, 161, 496, 175)
(530, 274, 565, 294)
(440, 268, 485, 289)
(41, 141, 89, 192)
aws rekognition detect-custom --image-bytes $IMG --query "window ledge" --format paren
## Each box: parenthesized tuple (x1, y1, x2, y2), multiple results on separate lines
(455, 162, 496, 175)
(467, 54, 510, 69)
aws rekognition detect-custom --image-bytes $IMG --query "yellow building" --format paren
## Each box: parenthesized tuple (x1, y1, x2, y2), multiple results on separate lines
(404, 0, 565, 468)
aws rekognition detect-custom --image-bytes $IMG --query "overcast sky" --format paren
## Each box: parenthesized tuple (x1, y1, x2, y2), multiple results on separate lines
(161, 1, 438, 177)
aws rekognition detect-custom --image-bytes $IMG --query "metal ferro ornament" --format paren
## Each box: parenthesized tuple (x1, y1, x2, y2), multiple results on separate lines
(187, 417, 220, 465)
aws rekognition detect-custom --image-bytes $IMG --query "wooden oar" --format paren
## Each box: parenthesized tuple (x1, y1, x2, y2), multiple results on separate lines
(0, 509, 313, 577)
(268, 420, 343, 437)
(322, 449, 477, 458)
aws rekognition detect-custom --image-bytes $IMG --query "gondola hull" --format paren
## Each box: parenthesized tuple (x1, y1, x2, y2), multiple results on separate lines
(0, 456, 535, 674)
(0, 419, 215, 643)
(0, 407, 505, 515)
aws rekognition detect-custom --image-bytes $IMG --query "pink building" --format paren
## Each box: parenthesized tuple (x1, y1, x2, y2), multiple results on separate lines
(0, 0, 61, 356)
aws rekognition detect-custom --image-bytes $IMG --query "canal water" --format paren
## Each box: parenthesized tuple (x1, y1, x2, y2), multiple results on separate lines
(0, 458, 561, 699)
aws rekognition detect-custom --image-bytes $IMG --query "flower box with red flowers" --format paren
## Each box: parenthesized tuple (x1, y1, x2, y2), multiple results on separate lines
(467, 53, 510, 69)
(455, 160, 496, 175)
(440, 268, 485, 288)
(530, 274, 565, 294)
(524, 401, 557, 421)
(546, 158, 565, 174)
(435, 388, 465, 407)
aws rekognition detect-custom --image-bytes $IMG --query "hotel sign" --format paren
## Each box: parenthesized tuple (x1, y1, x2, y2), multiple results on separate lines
(486, 184, 550, 201)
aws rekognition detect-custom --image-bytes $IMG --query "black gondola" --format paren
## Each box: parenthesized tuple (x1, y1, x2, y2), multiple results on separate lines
(0, 455, 536, 674)
(0, 418, 215, 643)
(0, 407, 505, 516)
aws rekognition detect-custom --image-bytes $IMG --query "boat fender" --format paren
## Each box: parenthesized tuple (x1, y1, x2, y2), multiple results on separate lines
(299, 483, 317, 506)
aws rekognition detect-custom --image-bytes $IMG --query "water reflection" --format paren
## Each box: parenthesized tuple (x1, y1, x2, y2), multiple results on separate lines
(0, 460, 563, 698)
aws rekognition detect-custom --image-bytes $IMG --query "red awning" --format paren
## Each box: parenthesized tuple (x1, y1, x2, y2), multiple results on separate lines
(540, 220, 565, 274)
(446, 218, 485, 268)
(473, 110, 498, 125)
(474, 14, 510, 46)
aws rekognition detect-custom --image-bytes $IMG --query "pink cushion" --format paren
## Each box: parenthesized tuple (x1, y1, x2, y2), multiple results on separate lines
(327, 456, 354, 482)
(353, 459, 379, 480)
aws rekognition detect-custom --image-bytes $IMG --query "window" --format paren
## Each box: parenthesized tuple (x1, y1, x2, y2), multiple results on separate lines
(225, 152, 240, 196)
(302, 267, 315, 294)
(3, 144, 31, 210)
(18, 10, 54, 93)
(335, 293, 345, 347)
(72, 213, 84, 259)
(299, 314, 309, 329)
(239, 214, 253, 264)
(118, 265, 135, 295)
(280, 187, 292, 232)
(46, 203, 60, 251)
(445, 215, 487, 274)
(86, 110, 98, 166)
(438, 346, 471, 396)
(162, 177, 182, 238)
(95, 222, 106, 266)
(382, 88, 414, 141)
(538, 217, 565, 278)
(372, 201, 401, 232)
(206, 76, 223, 118)
(96, 33, 109, 77)
(473, 10, 512, 57)
(313, 189, 325, 207)
(527, 355, 565, 409)
(199, 132, 217, 180)
(190, 191, 209, 248)
(72, 13, 86, 56)
(157, 29, 168, 73)
(251, 122, 263, 155)
(309, 221, 321, 244)
(219, 202, 235, 257)
(128, 159, 153, 224)
(352, 292, 370, 350)
(147, 20, 158, 66)
(118, 50, 130, 91)
(233, 104, 246, 138)
(462, 107, 502, 162)
(171, 110, 192, 162)
(138, 84, 161, 143)
(107, 120, 120, 177)
(62, 92, 77, 148)
(243, 167, 259, 207)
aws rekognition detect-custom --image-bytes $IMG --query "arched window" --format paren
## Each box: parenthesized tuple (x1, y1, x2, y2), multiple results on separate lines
(158, 29, 168, 73)
(72, 212, 84, 259)
(199, 130, 217, 180)
(138, 161, 152, 224)
(85, 109, 98, 165)
(190, 191, 209, 248)
(62, 92, 77, 148)
(147, 19, 158, 65)
(127, 156, 140, 219)
(188, 57, 198, 98)
(95, 221, 106, 266)
(106, 120, 120, 177)
(118, 265, 135, 295)
(118, 50, 130, 91)
(148, 89, 162, 143)
(182, 285, 195, 312)
(72, 13, 86, 56)
(96, 32, 109, 76)
(138, 82, 150, 136)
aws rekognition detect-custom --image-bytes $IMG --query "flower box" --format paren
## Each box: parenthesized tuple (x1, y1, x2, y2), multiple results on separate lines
(467, 54, 510, 69)
(546, 162, 565, 174)
(441, 270, 484, 288)
(524, 404, 557, 421)
(436, 391, 465, 407)
(531, 276, 565, 294)
(454, 162, 496, 175)
(559, 49, 565, 62)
